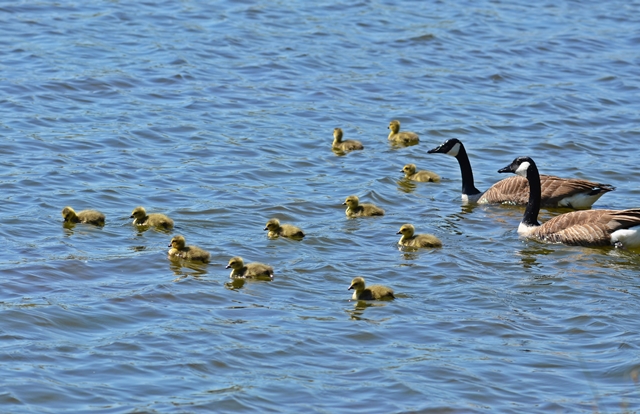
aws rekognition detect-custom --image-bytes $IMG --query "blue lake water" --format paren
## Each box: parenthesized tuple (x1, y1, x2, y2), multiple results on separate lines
(1, 0, 640, 412)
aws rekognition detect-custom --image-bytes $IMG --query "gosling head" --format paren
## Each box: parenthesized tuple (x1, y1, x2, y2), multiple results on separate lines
(130, 206, 147, 220)
(348, 276, 366, 291)
(61, 206, 78, 222)
(333, 128, 343, 142)
(401, 164, 417, 176)
(343, 195, 360, 208)
(226, 256, 244, 270)
(264, 218, 281, 232)
(388, 120, 401, 133)
(169, 235, 186, 249)
(397, 223, 416, 237)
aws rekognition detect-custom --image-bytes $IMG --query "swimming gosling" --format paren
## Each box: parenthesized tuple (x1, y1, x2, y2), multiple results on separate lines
(168, 235, 210, 263)
(348, 277, 395, 300)
(226, 256, 274, 279)
(343, 195, 385, 217)
(401, 164, 440, 182)
(397, 223, 442, 248)
(61, 206, 105, 226)
(332, 128, 364, 151)
(388, 120, 419, 145)
(130, 206, 174, 229)
(264, 218, 305, 239)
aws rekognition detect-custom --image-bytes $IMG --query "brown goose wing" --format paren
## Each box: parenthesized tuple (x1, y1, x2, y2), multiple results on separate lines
(538, 175, 614, 207)
(534, 209, 620, 246)
(480, 176, 530, 205)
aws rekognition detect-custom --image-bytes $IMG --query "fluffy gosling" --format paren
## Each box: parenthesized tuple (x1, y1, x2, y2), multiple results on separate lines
(348, 277, 395, 300)
(332, 128, 364, 151)
(401, 164, 440, 182)
(388, 120, 419, 145)
(167, 235, 210, 263)
(343, 195, 385, 217)
(61, 206, 105, 226)
(130, 206, 174, 229)
(397, 223, 442, 248)
(226, 256, 274, 279)
(264, 218, 305, 239)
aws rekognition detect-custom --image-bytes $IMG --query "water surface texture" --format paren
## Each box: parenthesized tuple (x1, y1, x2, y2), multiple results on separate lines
(1, 0, 640, 412)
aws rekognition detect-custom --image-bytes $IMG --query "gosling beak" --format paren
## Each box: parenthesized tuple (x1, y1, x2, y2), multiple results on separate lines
(129, 215, 134, 219)
(225, 264, 231, 269)
(342, 201, 347, 205)
(167, 243, 172, 247)
(263, 227, 268, 231)
(348, 284, 354, 290)
(396, 230, 402, 234)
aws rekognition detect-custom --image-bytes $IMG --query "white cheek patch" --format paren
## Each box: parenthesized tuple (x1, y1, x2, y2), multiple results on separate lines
(515, 161, 530, 177)
(446, 142, 460, 157)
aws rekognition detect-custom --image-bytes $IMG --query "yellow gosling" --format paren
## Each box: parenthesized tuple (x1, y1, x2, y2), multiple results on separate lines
(401, 163, 440, 182)
(343, 195, 385, 217)
(332, 128, 364, 151)
(167, 235, 210, 263)
(264, 218, 305, 239)
(226, 256, 274, 279)
(388, 120, 419, 145)
(61, 206, 105, 226)
(397, 223, 442, 248)
(348, 277, 395, 300)
(130, 206, 174, 229)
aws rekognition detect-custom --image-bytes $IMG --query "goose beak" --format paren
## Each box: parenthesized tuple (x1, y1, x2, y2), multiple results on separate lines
(498, 165, 514, 174)
(427, 144, 444, 154)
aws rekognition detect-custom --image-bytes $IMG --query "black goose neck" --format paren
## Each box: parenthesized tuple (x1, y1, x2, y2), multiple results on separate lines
(522, 160, 541, 227)
(455, 143, 481, 196)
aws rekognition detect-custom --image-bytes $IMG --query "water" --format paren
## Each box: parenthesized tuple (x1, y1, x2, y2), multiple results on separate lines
(1, 0, 640, 412)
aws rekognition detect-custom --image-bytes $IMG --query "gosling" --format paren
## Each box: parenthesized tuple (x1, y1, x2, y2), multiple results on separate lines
(130, 206, 174, 229)
(332, 128, 364, 151)
(397, 223, 442, 248)
(348, 277, 395, 301)
(167, 235, 210, 263)
(226, 256, 274, 279)
(401, 164, 440, 182)
(264, 218, 305, 239)
(388, 120, 419, 145)
(61, 206, 105, 226)
(343, 195, 385, 217)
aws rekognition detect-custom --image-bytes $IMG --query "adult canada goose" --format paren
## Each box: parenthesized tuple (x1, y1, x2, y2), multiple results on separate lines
(61, 206, 105, 226)
(168, 235, 210, 263)
(343, 195, 385, 217)
(348, 277, 395, 300)
(428, 138, 615, 208)
(130, 206, 174, 229)
(226, 256, 274, 279)
(401, 163, 441, 182)
(264, 218, 305, 239)
(397, 224, 442, 248)
(388, 120, 419, 145)
(332, 128, 364, 151)
(498, 156, 640, 248)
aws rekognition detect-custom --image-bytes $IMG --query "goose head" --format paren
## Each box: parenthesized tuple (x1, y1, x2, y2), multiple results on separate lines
(427, 138, 462, 157)
(498, 156, 535, 178)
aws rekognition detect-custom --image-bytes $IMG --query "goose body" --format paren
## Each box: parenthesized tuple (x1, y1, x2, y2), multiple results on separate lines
(348, 277, 395, 300)
(61, 206, 105, 226)
(343, 195, 385, 217)
(131, 206, 174, 229)
(332, 128, 364, 151)
(388, 120, 419, 145)
(401, 163, 440, 182)
(499, 157, 640, 248)
(264, 218, 305, 239)
(397, 224, 442, 248)
(226, 256, 274, 279)
(428, 139, 614, 208)
(168, 235, 210, 262)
